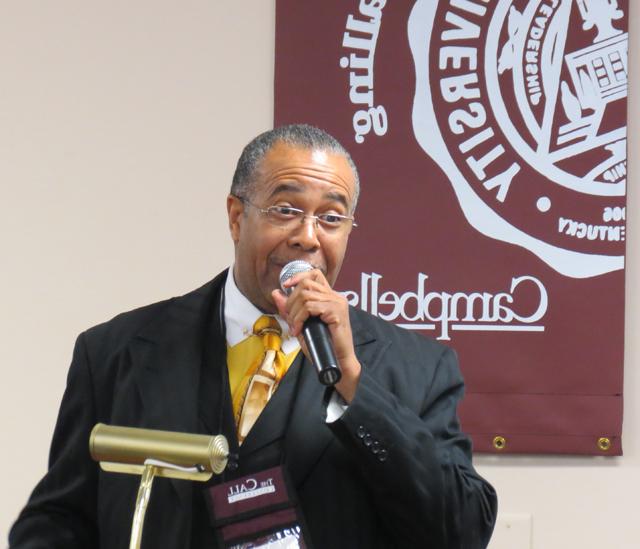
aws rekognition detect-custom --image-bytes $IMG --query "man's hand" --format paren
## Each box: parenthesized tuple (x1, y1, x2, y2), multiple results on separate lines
(271, 269, 361, 403)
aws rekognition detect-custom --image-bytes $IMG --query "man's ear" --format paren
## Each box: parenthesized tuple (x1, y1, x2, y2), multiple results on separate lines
(227, 194, 244, 243)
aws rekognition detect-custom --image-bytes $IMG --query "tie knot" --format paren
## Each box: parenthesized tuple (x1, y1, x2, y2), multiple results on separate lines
(253, 315, 282, 352)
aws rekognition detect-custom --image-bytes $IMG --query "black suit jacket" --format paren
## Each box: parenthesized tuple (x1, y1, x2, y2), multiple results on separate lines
(9, 270, 497, 548)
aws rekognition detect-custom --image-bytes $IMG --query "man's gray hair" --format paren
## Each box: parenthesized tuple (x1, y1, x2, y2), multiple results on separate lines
(231, 124, 360, 211)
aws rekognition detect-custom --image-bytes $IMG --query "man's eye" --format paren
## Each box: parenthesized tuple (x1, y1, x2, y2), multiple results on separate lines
(271, 206, 299, 217)
(319, 214, 344, 225)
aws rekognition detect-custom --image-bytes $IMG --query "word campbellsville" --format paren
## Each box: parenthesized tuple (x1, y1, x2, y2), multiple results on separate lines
(343, 273, 547, 340)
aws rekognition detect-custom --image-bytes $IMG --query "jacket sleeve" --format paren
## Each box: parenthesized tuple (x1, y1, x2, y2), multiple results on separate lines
(9, 333, 99, 549)
(328, 344, 497, 548)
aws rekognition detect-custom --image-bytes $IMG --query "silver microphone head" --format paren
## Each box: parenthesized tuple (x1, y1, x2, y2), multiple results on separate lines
(279, 260, 313, 294)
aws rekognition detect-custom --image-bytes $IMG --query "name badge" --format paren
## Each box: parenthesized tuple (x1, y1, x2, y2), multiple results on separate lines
(206, 466, 312, 548)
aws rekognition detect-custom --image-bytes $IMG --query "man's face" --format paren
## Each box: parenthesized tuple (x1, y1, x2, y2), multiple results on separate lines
(227, 142, 357, 313)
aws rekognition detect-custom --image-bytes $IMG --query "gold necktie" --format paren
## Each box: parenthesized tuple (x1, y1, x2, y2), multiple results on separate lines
(235, 316, 287, 444)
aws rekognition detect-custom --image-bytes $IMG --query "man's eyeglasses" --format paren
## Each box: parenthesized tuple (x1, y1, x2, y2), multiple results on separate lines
(235, 196, 358, 232)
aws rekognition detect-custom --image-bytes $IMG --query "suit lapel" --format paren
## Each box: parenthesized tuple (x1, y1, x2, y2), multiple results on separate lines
(129, 273, 227, 506)
(238, 352, 305, 456)
(285, 309, 391, 488)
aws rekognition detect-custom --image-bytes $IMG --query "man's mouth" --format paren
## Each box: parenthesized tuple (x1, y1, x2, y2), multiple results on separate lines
(270, 257, 327, 275)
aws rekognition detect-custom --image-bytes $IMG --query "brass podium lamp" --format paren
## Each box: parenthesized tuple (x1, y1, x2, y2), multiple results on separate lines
(90, 423, 229, 549)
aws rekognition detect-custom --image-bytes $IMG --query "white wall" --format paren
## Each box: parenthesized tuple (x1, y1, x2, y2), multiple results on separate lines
(1, 2, 638, 547)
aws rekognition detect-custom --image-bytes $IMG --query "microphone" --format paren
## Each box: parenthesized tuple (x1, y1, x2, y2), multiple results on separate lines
(279, 260, 342, 386)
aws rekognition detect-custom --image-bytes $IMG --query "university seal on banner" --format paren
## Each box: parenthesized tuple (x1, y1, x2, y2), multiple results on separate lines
(409, 0, 627, 278)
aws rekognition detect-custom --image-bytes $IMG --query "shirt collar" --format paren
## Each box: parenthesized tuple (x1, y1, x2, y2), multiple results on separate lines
(224, 266, 300, 354)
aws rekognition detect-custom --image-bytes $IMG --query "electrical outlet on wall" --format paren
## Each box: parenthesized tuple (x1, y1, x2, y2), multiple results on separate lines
(488, 513, 532, 549)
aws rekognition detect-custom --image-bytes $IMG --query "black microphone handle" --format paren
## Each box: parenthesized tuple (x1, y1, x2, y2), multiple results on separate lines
(301, 316, 342, 386)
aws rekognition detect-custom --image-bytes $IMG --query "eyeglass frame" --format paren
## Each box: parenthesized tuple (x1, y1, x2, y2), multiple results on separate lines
(232, 194, 358, 232)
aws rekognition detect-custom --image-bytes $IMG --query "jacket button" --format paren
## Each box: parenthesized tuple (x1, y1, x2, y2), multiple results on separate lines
(371, 440, 381, 454)
(356, 425, 366, 439)
(377, 449, 388, 462)
(363, 434, 373, 447)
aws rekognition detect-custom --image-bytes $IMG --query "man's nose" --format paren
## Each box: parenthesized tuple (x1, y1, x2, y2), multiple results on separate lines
(289, 215, 321, 250)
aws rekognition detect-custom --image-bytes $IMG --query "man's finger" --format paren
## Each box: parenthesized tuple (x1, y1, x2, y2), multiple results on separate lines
(282, 268, 329, 291)
(271, 289, 289, 319)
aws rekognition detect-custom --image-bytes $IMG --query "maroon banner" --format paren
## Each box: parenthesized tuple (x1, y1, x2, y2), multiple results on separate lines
(274, 0, 627, 455)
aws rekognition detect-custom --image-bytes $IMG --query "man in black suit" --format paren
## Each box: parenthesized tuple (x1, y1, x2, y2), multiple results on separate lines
(9, 124, 497, 548)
